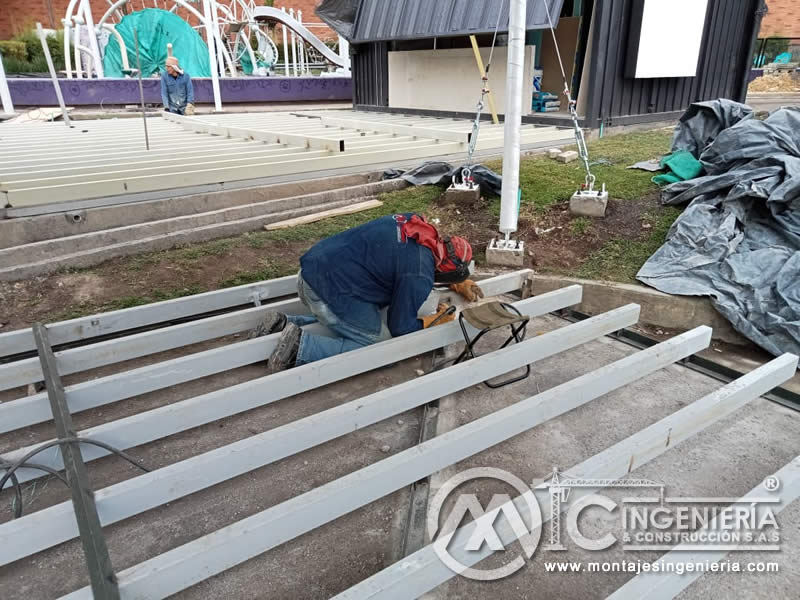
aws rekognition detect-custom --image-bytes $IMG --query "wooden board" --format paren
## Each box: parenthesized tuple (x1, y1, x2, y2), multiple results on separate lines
(263, 199, 383, 230)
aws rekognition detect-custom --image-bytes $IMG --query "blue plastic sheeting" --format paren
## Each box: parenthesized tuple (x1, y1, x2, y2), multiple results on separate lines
(103, 9, 210, 78)
(638, 102, 800, 357)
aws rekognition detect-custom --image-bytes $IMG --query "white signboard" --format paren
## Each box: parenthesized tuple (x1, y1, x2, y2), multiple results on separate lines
(630, 0, 709, 79)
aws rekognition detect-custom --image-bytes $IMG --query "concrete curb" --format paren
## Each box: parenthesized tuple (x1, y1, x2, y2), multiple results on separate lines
(533, 274, 748, 345)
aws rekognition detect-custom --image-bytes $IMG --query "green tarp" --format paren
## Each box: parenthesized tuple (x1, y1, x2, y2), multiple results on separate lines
(651, 150, 705, 186)
(102, 8, 210, 78)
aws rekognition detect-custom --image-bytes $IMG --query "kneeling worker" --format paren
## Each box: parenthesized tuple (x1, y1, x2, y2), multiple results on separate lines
(252, 213, 484, 372)
(161, 56, 195, 115)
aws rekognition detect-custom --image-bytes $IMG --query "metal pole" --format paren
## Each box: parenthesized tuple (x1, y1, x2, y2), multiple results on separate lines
(298, 9, 306, 74)
(32, 323, 120, 600)
(36, 23, 72, 127)
(132, 28, 150, 151)
(282, 8, 290, 76)
(202, 0, 223, 111)
(289, 8, 298, 76)
(499, 0, 526, 238)
(80, 0, 105, 78)
(73, 17, 83, 79)
(0, 46, 15, 115)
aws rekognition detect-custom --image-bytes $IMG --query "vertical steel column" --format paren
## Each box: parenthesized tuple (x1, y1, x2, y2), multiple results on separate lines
(37, 23, 71, 127)
(282, 8, 290, 76)
(499, 0, 526, 237)
(289, 8, 299, 76)
(81, 0, 105, 78)
(32, 323, 119, 600)
(202, 0, 223, 111)
(0, 45, 14, 115)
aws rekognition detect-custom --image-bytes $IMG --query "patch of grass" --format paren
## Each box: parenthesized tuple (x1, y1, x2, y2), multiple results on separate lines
(175, 238, 235, 261)
(218, 258, 297, 288)
(574, 207, 682, 282)
(571, 217, 592, 236)
(485, 129, 673, 216)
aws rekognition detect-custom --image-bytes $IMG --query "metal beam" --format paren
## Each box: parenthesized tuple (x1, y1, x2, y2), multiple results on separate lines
(1, 283, 577, 484)
(59, 328, 712, 600)
(32, 324, 119, 599)
(607, 454, 800, 600)
(313, 115, 471, 144)
(333, 353, 798, 600)
(0, 274, 299, 357)
(0, 298, 308, 392)
(1, 296, 631, 566)
(163, 112, 347, 153)
(0, 271, 539, 433)
(4, 138, 463, 207)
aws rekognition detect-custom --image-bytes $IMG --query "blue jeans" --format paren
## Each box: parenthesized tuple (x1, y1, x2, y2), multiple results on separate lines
(288, 273, 392, 366)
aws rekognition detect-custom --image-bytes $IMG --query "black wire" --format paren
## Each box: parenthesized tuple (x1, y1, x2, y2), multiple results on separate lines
(1, 437, 150, 519)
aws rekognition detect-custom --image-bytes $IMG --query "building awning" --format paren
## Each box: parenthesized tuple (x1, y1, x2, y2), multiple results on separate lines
(318, 0, 566, 43)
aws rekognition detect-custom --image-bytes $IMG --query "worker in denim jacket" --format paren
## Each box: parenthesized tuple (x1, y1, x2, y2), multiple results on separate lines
(250, 214, 484, 372)
(161, 56, 195, 115)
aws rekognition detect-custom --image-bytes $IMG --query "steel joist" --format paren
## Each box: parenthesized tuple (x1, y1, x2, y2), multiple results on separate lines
(333, 353, 799, 600)
(60, 327, 714, 599)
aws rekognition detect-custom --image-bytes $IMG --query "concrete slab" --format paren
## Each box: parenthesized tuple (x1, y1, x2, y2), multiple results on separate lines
(533, 274, 749, 345)
(425, 314, 800, 599)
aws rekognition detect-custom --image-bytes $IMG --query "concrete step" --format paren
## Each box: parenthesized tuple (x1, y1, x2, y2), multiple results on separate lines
(0, 179, 406, 272)
(0, 193, 389, 282)
(0, 171, 386, 249)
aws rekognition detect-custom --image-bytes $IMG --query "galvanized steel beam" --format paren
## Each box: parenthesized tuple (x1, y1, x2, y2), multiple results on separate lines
(0, 298, 308, 392)
(1, 273, 547, 479)
(1, 295, 631, 566)
(0, 274, 299, 357)
(333, 353, 798, 600)
(58, 328, 711, 599)
(32, 324, 120, 599)
(163, 112, 347, 153)
(0, 271, 537, 433)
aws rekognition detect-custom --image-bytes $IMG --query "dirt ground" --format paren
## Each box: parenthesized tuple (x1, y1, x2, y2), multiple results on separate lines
(0, 191, 665, 336)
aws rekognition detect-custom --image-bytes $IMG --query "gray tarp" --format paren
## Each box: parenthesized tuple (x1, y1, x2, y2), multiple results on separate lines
(637, 102, 800, 356)
(384, 161, 503, 196)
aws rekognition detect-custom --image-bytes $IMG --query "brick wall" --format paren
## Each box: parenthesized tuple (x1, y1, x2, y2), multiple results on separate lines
(0, 1, 334, 41)
(0, 0, 72, 39)
(761, 0, 800, 38)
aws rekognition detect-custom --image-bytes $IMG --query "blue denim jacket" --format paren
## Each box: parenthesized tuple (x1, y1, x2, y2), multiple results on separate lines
(160, 71, 194, 113)
(300, 214, 435, 337)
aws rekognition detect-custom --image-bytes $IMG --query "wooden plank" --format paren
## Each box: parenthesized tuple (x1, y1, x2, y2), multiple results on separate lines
(264, 199, 383, 230)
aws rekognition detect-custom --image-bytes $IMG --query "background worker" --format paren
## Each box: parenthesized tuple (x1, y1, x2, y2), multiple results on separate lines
(251, 213, 484, 373)
(161, 56, 195, 115)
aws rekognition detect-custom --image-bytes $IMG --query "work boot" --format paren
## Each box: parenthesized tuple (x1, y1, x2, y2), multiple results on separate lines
(249, 310, 288, 339)
(268, 322, 302, 373)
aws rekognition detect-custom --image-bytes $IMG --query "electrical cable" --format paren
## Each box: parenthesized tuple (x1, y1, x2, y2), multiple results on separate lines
(1, 437, 150, 519)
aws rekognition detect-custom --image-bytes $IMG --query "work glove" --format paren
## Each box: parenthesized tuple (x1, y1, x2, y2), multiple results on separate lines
(421, 304, 456, 329)
(185, 103, 196, 116)
(449, 280, 485, 303)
